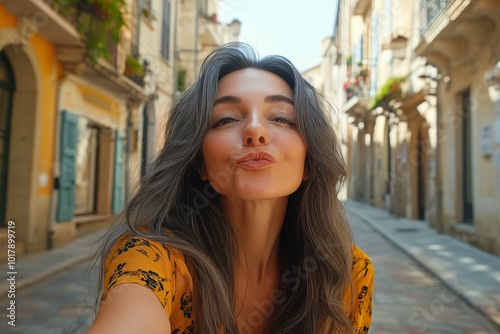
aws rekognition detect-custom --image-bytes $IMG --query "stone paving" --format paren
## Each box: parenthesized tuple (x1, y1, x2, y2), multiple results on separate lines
(345, 200, 500, 331)
(0, 260, 97, 334)
(348, 210, 499, 333)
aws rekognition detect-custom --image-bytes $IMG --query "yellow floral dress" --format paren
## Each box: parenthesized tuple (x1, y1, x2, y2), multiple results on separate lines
(102, 235, 374, 333)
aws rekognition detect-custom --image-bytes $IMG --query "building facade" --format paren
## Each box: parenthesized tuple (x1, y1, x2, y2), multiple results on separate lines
(332, 0, 500, 255)
(0, 0, 148, 257)
(175, 0, 240, 89)
(0, 0, 240, 258)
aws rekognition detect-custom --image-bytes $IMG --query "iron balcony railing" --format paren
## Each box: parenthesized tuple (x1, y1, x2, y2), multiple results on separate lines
(420, 0, 451, 35)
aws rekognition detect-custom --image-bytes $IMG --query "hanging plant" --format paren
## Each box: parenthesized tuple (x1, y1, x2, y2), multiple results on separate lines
(53, 0, 127, 63)
(371, 76, 406, 109)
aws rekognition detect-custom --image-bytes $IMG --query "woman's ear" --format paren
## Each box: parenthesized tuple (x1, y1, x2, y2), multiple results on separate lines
(302, 159, 309, 181)
(302, 169, 309, 181)
(199, 160, 208, 181)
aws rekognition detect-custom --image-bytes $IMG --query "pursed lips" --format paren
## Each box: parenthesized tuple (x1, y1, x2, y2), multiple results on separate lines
(236, 151, 276, 169)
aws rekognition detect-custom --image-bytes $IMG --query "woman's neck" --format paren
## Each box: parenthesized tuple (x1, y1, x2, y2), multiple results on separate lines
(221, 196, 288, 284)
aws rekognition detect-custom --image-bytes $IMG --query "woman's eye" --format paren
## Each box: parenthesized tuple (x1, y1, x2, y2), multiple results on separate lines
(272, 116, 296, 126)
(212, 117, 237, 128)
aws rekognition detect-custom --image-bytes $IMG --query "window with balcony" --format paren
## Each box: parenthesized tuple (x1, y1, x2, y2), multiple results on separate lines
(420, 0, 451, 35)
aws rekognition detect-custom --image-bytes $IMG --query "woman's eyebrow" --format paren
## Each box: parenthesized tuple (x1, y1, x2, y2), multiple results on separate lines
(213, 95, 241, 106)
(213, 94, 294, 106)
(265, 95, 295, 106)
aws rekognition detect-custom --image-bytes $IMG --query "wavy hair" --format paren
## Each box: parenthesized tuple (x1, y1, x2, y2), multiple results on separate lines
(95, 42, 354, 333)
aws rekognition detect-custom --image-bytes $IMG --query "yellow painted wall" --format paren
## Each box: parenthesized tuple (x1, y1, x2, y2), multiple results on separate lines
(1, 4, 60, 197)
(31, 35, 60, 196)
(60, 77, 121, 122)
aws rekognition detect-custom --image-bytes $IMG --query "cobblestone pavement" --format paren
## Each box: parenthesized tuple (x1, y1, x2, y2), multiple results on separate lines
(0, 260, 98, 334)
(348, 212, 500, 334)
(1, 213, 499, 333)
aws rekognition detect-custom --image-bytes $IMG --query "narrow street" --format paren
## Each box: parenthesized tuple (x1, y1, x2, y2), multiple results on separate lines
(1, 213, 498, 334)
(348, 212, 499, 333)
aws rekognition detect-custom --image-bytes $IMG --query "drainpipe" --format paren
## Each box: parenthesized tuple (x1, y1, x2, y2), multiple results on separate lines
(193, 0, 199, 79)
(135, 0, 141, 56)
(172, 0, 179, 95)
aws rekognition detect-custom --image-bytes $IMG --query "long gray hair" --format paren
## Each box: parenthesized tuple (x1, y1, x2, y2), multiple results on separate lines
(95, 42, 354, 333)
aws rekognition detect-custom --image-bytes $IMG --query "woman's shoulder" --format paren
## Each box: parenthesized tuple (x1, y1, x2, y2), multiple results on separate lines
(352, 245, 371, 262)
(101, 233, 195, 330)
(105, 233, 193, 285)
(351, 245, 373, 279)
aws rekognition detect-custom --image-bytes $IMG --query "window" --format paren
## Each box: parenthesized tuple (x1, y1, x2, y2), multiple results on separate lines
(74, 118, 99, 215)
(161, 0, 171, 60)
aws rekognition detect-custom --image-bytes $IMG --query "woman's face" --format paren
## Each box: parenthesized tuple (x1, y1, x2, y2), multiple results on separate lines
(201, 68, 307, 200)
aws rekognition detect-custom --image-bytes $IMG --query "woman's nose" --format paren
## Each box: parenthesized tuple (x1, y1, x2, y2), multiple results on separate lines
(243, 115, 269, 146)
(245, 135, 266, 145)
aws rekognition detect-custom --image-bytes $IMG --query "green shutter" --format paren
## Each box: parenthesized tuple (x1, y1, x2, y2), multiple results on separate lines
(56, 110, 78, 222)
(112, 130, 125, 214)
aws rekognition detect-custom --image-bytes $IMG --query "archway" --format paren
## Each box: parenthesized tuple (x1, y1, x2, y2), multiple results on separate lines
(0, 50, 15, 227)
(0, 39, 41, 252)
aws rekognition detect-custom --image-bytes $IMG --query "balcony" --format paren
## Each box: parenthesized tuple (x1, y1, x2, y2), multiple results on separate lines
(415, 0, 500, 72)
(344, 79, 370, 102)
(419, 0, 451, 36)
(3, 0, 146, 101)
(198, 14, 225, 47)
(342, 66, 372, 118)
(1, 0, 83, 47)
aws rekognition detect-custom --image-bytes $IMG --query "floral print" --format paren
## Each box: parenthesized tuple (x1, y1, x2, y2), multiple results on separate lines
(102, 236, 373, 333)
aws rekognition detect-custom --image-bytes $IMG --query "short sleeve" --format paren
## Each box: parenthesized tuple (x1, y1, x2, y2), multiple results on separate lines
(101, 235, 174, 316)
(350, 246, 374, 333)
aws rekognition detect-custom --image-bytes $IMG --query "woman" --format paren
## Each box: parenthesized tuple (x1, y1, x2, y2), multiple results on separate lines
(88, 42, 373, 334)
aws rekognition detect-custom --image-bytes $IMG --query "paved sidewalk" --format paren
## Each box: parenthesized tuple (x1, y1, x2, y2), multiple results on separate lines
(344, 200, 500, 331)
(1, 229, 106, 297)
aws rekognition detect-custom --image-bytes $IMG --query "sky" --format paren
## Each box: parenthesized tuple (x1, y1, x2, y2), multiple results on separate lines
(218, 0, 339, 72)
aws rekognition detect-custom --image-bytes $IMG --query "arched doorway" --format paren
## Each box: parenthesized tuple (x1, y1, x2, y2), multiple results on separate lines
(0, 50, 15, 226)
(0, 39, 41, 253)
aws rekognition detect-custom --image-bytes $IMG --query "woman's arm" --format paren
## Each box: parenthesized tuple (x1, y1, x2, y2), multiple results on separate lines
(87, 283, 171, 334)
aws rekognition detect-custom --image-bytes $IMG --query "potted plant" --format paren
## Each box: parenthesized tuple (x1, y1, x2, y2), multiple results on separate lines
(124, 55, 146, 86)
(343, 77, 359, 101)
